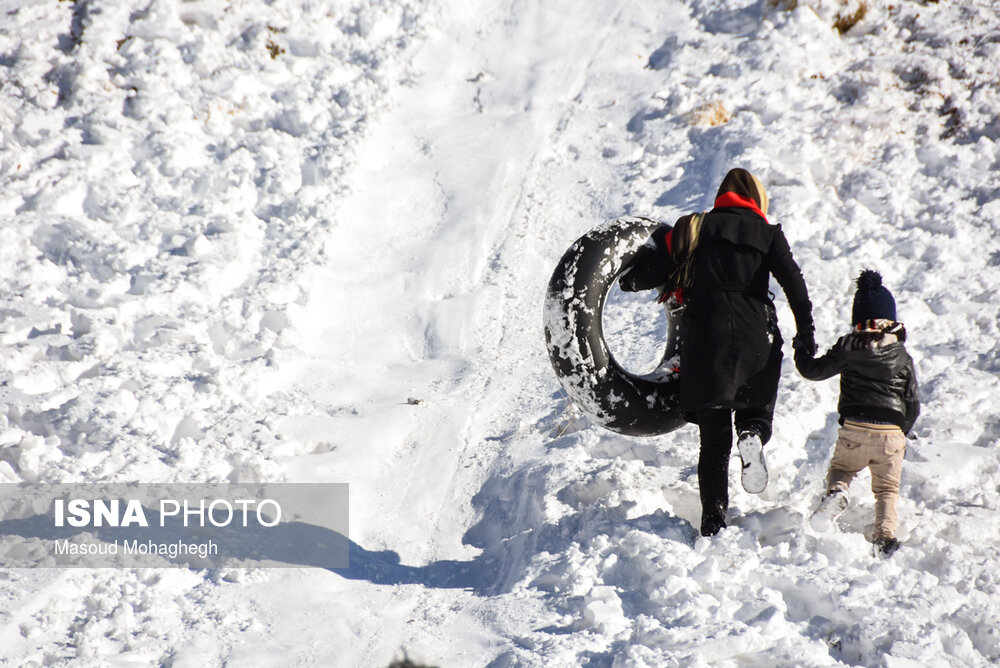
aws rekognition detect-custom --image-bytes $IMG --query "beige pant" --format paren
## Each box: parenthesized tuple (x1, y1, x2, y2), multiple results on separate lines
(826, 420, 906, 540)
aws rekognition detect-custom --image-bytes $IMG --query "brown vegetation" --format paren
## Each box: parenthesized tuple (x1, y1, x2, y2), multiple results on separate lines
(834, 2, 868, 34)
(687, 101, 732, 127)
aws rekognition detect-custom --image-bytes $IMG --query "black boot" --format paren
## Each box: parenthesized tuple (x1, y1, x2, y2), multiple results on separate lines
(874, 536, 900, 556)
(700, 499, 727, 536)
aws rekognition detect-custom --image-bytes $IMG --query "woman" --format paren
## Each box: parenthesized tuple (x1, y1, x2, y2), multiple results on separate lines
(621, 168, 814, 536)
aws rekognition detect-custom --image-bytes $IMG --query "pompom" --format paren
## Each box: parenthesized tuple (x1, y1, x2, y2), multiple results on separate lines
(856, 269, 883, 291)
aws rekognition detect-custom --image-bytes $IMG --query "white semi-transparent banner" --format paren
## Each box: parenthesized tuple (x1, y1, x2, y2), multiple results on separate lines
(0, 483, 349, 568)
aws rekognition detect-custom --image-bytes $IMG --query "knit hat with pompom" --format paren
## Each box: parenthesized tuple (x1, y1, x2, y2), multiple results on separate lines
(852, 269, 896, 325)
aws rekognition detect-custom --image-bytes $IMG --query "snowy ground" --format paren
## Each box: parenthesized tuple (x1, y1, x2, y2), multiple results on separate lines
(1, 0, 999, 665)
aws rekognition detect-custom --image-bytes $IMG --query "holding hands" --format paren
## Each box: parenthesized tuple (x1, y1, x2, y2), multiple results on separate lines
(792, 329, 817, 358)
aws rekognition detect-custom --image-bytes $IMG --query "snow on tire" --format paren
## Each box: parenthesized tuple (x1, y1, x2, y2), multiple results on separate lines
(543, 216, 686, 437)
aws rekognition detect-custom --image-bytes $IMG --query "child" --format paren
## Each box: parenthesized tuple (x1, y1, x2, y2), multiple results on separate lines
(794, 270, 919, 555)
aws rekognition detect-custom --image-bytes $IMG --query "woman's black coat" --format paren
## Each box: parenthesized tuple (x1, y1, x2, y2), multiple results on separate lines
(677, 207, 813, 415)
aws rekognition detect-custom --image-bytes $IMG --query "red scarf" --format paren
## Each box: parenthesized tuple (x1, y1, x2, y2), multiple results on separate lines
(713, 191, 768, 222)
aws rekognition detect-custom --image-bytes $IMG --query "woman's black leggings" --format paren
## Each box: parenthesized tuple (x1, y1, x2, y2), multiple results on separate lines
(697, 407, 735, 522)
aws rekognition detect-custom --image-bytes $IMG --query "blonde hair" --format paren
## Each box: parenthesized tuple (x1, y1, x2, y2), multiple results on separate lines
(749, 172, 769, 215)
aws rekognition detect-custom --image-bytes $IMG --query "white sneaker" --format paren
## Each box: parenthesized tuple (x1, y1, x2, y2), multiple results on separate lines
(810, 490, 849, 532)
(737, 432, 768, 494)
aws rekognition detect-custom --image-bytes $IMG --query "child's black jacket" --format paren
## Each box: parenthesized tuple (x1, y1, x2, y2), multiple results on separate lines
(795, 321, 920, 434)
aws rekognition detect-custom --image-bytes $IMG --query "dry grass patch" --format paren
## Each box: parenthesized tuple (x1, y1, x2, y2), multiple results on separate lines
(834, 2, 868, 34)
(687, 101, 732, 127)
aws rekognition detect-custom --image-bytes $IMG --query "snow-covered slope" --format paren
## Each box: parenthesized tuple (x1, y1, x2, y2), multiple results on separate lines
(1, 0, 999, 665)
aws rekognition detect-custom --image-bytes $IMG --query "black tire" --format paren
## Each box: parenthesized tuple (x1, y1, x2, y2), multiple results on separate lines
(543, 216, 687, 436)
